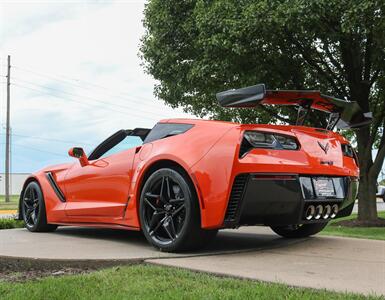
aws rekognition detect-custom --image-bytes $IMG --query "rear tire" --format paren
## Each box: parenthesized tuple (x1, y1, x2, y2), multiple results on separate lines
(139, 167, 217, 252)
(270, 222, 328, 238)
(21, 181, 57, 232)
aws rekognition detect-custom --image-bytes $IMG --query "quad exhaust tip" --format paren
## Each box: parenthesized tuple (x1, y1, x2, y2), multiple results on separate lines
(322, 205, 332, 219)
(314, 205, 323, 220)
(305, 204, 339, 221)
(330, 204, 339, 218)
(305, 205, 315, 220)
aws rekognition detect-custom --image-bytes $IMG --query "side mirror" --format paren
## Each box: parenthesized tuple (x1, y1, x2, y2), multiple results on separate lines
(68, 147, 89, 167)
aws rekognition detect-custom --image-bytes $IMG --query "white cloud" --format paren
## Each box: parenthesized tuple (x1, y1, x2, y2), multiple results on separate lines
(0, 1, 195, 172)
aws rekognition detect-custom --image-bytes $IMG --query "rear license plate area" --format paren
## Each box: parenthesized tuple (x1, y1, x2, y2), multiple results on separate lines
(313, 177, 336, 197)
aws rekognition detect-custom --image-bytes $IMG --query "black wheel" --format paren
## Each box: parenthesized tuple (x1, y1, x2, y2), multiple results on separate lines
(383, 194, 385, 203)
(21, 181, 57, 232)
(139, 168, 217, 252)
(270, 222, 328, 238)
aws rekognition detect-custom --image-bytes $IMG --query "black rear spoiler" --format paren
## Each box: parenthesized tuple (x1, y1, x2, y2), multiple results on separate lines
(216, 84, 372, 129)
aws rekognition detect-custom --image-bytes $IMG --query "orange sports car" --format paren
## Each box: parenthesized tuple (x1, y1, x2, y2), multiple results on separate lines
(18, 84, 371, 252)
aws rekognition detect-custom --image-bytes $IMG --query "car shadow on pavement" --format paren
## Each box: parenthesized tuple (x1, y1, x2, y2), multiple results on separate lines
(53, 226, 307, 255)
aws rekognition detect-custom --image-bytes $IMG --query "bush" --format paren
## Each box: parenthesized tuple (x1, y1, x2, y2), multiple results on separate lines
(0, 218, 24, 230)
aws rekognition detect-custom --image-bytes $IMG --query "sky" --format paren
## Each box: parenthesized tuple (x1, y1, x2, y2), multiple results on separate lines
(0, 1, 384, 181)
(0, 0, 194, 173)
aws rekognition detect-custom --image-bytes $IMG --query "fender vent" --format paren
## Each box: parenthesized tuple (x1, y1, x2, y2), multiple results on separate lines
(46, 172, 66, 202)
(225, 174, 249, 222)
(239, 138, 252, 158)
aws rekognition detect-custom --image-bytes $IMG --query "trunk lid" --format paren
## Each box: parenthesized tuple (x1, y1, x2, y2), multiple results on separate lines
(290, 127, 344, 168)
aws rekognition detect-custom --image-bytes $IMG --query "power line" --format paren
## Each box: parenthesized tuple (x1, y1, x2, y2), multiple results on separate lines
(0, 142, 68, 158)
(12, 83, 160, 122)
(0, 132, 96, 146)
(12, 64, 157, 102)
(12, 77, 164, 119)
(12, 65, 164, 109)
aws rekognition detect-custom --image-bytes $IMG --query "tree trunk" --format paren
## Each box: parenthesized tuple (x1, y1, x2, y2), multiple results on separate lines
(356, 128, 378, 221)
(357, 175, 378, 221)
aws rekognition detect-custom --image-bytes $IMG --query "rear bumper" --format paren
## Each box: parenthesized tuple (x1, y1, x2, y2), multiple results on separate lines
(223, 173, 358, 228)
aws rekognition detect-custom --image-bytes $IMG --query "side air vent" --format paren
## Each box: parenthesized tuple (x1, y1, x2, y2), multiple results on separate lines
(46, 172, 66, 202)
(225, 174, 249, 222)
(239, 138, 252, 158)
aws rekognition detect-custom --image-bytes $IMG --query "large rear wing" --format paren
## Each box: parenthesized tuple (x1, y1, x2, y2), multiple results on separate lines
(216, 84, 372, 129)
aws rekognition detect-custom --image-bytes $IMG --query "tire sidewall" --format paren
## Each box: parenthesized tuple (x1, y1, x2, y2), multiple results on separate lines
(139, 168, 197, 251)
(22, 181, 44, 231)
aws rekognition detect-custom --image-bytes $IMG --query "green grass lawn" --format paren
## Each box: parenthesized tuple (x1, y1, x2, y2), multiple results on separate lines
(0, 196, 19, 211)
(321, 211, 385, 240)
(0, 219, 24, 230)
(0, 264, 380, 300)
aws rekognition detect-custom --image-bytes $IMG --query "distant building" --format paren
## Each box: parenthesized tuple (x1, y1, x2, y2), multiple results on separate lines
(0, 173, 30, 195)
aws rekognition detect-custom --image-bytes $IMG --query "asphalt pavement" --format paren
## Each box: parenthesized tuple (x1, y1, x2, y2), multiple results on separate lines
(0, 226, 384, 296)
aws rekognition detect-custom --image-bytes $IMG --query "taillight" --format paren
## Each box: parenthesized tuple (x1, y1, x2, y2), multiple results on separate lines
(341, 144, 359, 166)
(341, 144, 354, 157)
(240, 131, 300, 157)
(244, 131, 299, 150)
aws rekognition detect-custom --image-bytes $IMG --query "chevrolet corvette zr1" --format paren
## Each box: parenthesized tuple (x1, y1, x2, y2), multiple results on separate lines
(18, 84, 371, 252)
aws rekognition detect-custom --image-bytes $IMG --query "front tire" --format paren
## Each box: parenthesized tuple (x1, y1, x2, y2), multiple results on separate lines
(21, 181, 57, 232)
(270, 222, 328, 238)
(139, 168, 217, 252)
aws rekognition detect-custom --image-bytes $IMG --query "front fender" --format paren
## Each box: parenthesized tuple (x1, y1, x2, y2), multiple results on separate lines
(17, 175, 39, 220)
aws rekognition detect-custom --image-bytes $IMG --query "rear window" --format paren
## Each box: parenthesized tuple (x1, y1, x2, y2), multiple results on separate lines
(144, 123, 193, 143)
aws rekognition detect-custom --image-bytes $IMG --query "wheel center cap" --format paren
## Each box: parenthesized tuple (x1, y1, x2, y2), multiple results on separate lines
(164, 204, 172, 212)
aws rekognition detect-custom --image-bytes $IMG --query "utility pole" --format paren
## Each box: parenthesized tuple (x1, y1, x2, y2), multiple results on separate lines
(5, 55, 11, 203)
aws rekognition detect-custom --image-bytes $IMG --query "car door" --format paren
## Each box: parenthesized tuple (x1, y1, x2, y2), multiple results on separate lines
(63, 131, 143, 218)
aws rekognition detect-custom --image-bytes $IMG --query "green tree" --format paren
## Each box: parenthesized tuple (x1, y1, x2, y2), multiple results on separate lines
(140, 0, 385, 223)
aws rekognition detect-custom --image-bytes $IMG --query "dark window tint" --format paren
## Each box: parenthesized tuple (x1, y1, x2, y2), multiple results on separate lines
(144, 123, 193, 143)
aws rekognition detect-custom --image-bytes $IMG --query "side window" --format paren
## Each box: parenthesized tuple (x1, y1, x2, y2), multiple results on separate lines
(143, 123, 193, 143)
(99, 136, 142, 159)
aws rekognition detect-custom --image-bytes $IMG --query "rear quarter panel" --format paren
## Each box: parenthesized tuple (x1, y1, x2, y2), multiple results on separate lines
(190, 127, 241, 228)
(124, 120, 236, 228)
